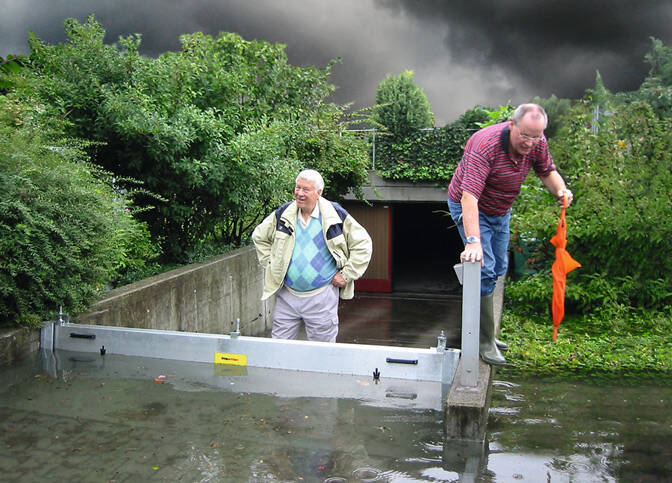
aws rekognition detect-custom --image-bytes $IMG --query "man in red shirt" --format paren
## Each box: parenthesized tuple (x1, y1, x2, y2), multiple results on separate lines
(447, 103, 573, 365)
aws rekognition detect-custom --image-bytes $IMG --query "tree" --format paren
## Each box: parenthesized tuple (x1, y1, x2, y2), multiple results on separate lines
(636, 37, 672, 119)
(589, 71, 611, 106)
(18, 16, 369, 262)
(372, 70, 434, 137)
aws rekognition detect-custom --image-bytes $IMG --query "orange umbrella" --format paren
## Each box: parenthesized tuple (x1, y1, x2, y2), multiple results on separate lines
(550, 195, 581, 341)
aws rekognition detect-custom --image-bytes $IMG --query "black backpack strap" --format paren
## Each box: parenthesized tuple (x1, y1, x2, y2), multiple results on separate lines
(326, 202, 349, 240)
(274, 201, 294, 235)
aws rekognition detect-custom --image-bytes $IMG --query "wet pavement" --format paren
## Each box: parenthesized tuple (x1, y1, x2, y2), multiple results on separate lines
(262, 291, 464, 350)
(337, 292, 463, 350)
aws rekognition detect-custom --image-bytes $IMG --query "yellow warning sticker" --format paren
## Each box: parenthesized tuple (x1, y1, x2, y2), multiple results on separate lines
(214, 352, 247, 366)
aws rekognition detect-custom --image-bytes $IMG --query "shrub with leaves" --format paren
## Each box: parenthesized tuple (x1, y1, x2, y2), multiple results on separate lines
(0, 97, 156, 327)
(371, 70, 434, 137)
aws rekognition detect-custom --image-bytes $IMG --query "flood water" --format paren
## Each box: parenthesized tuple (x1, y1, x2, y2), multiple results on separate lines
(2, 351, 672, 482)
(487, 377, 672, 482)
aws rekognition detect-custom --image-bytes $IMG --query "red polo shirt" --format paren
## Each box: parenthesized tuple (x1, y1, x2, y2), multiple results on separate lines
(447, 122, 556, 216)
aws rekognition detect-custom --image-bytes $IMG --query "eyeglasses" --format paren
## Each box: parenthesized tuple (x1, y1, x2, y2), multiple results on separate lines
(515, 125, 542, 143)
(520, 133, 542, 142)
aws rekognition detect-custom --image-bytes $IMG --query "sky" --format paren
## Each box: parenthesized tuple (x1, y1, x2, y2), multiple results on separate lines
(2, 0, 671, 125)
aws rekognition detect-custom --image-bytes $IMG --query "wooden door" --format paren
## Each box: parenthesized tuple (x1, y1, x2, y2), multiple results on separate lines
(342, 203, 391, 292)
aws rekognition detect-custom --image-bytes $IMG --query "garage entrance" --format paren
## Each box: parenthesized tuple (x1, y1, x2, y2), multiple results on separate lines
(343, 201, 464, 295)
(391, 202, 463, 294)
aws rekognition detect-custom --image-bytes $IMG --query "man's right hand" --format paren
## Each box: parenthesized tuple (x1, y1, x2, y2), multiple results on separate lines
(461, 242, 484, 266)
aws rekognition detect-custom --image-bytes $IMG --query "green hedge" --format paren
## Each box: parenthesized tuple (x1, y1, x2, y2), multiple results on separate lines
(374, 124, 470, 184)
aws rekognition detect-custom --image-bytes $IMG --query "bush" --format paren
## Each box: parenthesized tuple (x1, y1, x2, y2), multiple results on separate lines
(371, 70, 434, 137)
(0, 98, 157, 327)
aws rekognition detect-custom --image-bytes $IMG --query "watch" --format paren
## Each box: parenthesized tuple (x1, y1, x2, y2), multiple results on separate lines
(466, 236, 480, 244)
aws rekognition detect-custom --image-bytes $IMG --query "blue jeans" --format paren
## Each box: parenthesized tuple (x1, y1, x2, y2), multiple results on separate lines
(448, 199, 511, 297)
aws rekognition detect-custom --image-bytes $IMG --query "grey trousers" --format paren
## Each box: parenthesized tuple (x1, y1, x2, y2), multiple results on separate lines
(272, 285, 340, 342)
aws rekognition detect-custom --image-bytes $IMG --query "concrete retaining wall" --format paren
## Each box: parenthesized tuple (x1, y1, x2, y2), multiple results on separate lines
(0, 246, 269, 368)
(0, 327, 41, 367)
(75, 246, 271, 336)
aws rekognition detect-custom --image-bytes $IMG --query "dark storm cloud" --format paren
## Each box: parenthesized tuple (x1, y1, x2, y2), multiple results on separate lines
(376, 0, 672, 100)
(1, 0, 400, 114)
(2, 1, 671, 123)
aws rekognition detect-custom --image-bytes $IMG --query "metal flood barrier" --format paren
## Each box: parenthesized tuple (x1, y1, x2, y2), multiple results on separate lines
(38, 261, 482, 410)
(40, 321, 461, 410)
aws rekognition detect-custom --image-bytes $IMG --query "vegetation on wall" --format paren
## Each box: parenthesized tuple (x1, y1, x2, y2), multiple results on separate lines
(374, 123, 469, 184)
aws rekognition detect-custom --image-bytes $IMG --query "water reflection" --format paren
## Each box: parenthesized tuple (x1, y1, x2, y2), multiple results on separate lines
(1, 352, 457, 481)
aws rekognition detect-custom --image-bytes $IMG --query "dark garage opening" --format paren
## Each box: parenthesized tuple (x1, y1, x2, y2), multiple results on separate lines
(391, 202, 464, 294)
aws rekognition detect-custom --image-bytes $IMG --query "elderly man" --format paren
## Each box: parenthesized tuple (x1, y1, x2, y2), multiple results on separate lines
(447, 103, 573, 365)
(252, 169, 372, 342)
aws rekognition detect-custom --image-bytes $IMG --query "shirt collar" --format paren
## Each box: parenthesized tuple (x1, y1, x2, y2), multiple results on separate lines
(310, 201, 320, 219)
(500, 124, 510, 154)
(297, 201, 321, 228)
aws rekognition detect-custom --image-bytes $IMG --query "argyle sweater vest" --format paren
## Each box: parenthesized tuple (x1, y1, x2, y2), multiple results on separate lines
(284, 215, 338, 292)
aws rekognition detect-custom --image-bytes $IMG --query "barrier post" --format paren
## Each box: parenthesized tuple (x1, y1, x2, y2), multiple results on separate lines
(454, 261, 480, 387)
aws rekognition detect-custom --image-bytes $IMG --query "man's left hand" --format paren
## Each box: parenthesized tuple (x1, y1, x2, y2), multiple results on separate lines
(557, 189, 573, 207)
(331, 272, 346, 288)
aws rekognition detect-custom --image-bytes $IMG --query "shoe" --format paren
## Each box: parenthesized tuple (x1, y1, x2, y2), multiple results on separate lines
(479, 293, 506, 366)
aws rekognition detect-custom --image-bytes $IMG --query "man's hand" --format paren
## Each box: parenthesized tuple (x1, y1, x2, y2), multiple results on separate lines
(557, 189, 573, 207)
(461, 242, 484, 266)
(331, 272, 346, 288)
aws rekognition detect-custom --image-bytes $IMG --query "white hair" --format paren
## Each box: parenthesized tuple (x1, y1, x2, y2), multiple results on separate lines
(512, 103, 548, 129)
(296, 169, 324, 192)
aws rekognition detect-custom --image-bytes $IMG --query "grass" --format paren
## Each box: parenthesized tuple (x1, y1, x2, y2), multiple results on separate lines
(497, 306, 672, 384)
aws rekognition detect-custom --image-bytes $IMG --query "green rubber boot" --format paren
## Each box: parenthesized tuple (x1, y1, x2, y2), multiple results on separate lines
(480, 293, 506, 366)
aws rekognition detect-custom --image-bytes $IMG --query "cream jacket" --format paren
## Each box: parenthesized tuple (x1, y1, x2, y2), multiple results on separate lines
(252, 197, 372, 300)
